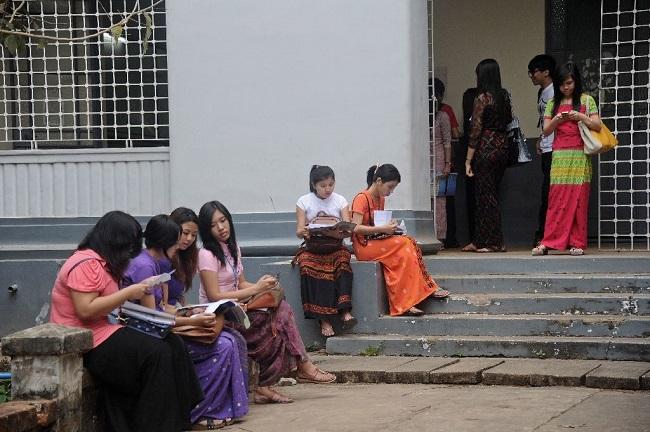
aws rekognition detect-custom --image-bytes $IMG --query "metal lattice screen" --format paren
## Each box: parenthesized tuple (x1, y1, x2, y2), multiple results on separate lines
(0, 0, 168, 149)
(599, 0, 650, 249)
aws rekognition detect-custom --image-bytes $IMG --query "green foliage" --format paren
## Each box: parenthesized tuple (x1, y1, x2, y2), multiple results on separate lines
(359, 343, 383, 357)
(0, 380, 10, 404)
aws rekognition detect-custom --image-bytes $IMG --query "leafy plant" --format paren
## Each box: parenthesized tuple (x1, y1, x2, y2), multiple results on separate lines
(359, 343, 383, 357)
(0, 380, 10, 403)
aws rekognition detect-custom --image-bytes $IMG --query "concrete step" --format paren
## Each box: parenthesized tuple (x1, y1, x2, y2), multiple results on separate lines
(310, 354, 650, 389)
(371, 314, 650, 338)
(434, 274, 650, 294)
(420, 293, 650, 315)
(424, 254, 650, 275)
(325, 334, 650, 361)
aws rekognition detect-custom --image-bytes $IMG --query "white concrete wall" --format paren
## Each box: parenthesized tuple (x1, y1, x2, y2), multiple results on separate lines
(433, 0, 545, 135)
(166, 0, 431, 214)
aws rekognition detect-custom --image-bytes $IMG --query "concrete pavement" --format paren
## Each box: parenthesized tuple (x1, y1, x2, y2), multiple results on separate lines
(230, 383, 650, 432)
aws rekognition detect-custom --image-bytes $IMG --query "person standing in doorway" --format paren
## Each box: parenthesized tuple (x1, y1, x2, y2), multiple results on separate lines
(528, 54, 556, 246)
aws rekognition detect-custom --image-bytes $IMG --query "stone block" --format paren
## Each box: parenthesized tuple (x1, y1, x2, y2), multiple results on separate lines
(312, 355, 410, 383)
(585, 361, 650, 390)
(1, 324, 92, 357)
(430, 358, 504, 384)
(482, 359, 602, 387)
(0, 401, 37, 432)
(384, 358, 458, 384)
(641, 371, 650, 390)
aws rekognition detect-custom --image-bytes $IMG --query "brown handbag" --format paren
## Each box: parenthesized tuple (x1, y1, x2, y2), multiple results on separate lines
(245, 286, 285, 310)
(172, 312, 225, 344)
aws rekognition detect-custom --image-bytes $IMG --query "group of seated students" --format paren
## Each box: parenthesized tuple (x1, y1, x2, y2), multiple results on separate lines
(49, 163, 449, 432)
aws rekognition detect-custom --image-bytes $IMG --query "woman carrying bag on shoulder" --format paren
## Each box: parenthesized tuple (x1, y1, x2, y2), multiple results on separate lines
(350, 164, 449, 317)
(532, 62, 601, 257)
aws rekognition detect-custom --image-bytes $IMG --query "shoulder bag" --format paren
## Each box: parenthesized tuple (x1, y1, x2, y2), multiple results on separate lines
(245, 285, 285, 310)
(579, 121, 618, 155)
(172, 310, 225, 344)
(506, 116, 533, 167)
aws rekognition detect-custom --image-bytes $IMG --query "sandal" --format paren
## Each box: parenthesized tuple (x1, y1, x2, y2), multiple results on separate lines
(532, 245, 548, 256)
(254, 388, 294, 404)
(570, 247, 584, 256)
(192, 418, 225, 430)
(341, 316, 358, 331)
(296, 368, 337, 384)
(431, 289, 450, 299)
(461, 243, 477, 252)
(403, 307, 425, 316)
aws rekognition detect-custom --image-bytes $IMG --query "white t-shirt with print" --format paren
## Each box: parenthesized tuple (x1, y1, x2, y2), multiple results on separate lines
(296, 192, 348, 222)
(538, 83, 555, 153)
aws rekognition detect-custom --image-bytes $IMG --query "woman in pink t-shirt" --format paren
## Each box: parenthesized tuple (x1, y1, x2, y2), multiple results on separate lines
(50, 211, 203, 432)
(198, 200, 336, 405)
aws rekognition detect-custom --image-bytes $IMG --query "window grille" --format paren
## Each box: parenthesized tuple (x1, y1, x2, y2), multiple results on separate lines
(599, 0, 650, 249)
(0, 0, 168, 149)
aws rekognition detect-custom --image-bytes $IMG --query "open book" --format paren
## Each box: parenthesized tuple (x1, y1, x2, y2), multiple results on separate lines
(177, 299, 250, 329)
(307, 221, 356, 240)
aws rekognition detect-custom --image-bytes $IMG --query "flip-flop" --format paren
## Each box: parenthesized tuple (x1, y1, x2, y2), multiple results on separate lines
(341, 316, 358, 330)
(570, 247, 584, 256)
(192, 418, 225, 430)
(403, 307, 425, 316)
(532, 245, 548, 256)
(431, 289, 450, 299)
(253, 393, 294, 404)
(296, 368, 337, 384)
(461, 243, 477, 252)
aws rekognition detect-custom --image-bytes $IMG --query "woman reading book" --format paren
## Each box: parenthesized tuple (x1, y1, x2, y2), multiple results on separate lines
(350, 164, 450, 316)
(293, 165, 356, 337)
(198, 200, 337, 405)
(127, 212, 249, 430)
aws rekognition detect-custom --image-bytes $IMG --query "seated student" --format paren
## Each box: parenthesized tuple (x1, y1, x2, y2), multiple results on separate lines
(128, 212, 249, 430)
(122, 214, 180, 311)
(198, 200, 336, 405)
(293, 165, 356, 337)
(49, 211, 202, 432)
(350, 164, 450, 316)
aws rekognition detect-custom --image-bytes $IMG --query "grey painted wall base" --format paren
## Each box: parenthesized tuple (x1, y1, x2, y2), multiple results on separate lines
(0, 210, 440, 259)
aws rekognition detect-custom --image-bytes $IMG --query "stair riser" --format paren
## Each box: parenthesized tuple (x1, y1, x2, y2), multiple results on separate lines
(369, 317, 650, 338)
(435, 277, 650, 294)
(326, 337, 650, 361)
(427, 257, 650, 275)
(420, 296, 650, 315)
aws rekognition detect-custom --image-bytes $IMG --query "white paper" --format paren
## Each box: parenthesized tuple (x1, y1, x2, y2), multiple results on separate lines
(373, 210, 392, 226)
(143, 269, 176, 287)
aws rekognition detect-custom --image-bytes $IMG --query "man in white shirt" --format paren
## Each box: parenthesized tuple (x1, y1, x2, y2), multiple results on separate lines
(528, 54, 556, 246)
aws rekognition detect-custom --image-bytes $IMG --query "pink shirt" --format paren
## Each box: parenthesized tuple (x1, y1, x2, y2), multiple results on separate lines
(197, 244, 243, 303)
(50, 250, 122, 348)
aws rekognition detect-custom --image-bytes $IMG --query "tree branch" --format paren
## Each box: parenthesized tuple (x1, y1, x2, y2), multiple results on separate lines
(8, 0, 26, 24)
(0, 0, 163, 42)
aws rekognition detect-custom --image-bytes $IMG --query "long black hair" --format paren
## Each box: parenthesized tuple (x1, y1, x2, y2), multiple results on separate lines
(552, 61, 583, 115)
(366, 163, 401, 188)
(475, 58, 512, 127)
(77, 210, 143, 281)
(198, 201, 239, 267)
(309, 165, 335, 193)
(170, 207, 199, 291)
(143, 214, 181, 258)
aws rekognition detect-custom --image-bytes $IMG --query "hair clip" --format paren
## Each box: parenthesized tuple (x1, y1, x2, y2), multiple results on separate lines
(373, 163, 380, 175)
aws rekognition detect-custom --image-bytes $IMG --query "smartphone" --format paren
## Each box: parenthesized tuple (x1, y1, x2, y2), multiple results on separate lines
(561, 112, 570, 117)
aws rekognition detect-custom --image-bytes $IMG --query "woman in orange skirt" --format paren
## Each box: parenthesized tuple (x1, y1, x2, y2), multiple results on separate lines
(350, 164, 449, 316)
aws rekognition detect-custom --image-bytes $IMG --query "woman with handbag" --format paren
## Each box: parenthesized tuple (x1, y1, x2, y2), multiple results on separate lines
(464, 58, 513, 253)
(198, 200, 336, 405)
(49, 211, 203, 432)
(293, 165, 356, 337)
(532, 62, 601, 257)
(129, 210, 249, 430)
(350, 164, 450, 317)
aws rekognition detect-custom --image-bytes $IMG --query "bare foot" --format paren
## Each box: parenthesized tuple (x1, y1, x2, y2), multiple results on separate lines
(319, 320, 335, 337)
